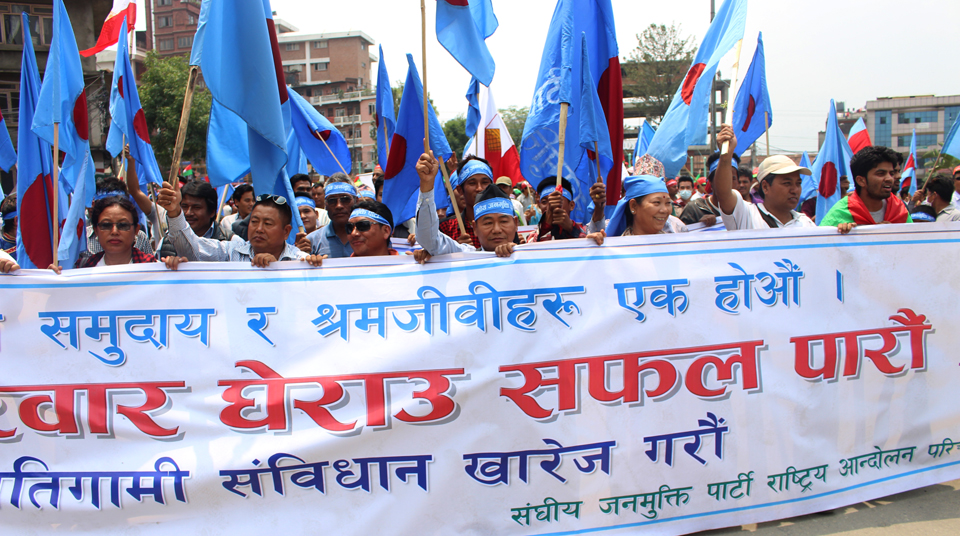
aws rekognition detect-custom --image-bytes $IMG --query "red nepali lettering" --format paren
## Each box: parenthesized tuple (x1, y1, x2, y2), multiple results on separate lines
(499, 341, 763, 420)
(0, 381, 185, 439)
(791, 309, 932, 381)
(218, 360, 464, 433)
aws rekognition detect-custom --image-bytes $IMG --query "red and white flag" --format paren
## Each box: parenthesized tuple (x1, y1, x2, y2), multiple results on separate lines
(847, 117, 872, 154)
(80, 0, 136, 57)
(464, 84, 524, 185)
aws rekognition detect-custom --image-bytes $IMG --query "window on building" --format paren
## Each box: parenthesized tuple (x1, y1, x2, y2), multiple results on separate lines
(157, 16, 172, 28)
(313, 40, 327, 49)
(157, 0, 172, 6)
(312, 62, 328, 71)
(285, 42, 300, 51)
(178, 36, 192, 48)
(159, 38, 174, 51)
(898, 111, 938, 124)
(898, 134, 938, 147)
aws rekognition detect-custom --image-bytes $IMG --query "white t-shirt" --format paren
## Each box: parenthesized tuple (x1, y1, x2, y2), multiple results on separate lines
(720, 191, 816, 230)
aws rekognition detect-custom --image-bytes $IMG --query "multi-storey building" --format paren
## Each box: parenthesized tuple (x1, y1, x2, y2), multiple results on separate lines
(277, 30, 378, 175)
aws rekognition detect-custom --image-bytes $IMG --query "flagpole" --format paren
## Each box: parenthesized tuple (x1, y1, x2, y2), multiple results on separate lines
(555, 102, 569, 188)
(169, 65, 200, 185)
(719, 40, 743, 156)
(317, 132, 349, 176)
(439, 159, 466, 235)
(594, 141, 602, 184)
(51, 124, 59, 266)
(420, 0, 430, 155)
(764, 111, 770, 157)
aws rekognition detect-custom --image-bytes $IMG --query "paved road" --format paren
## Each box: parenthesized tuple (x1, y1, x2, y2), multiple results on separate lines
(696, 479, 960, 535)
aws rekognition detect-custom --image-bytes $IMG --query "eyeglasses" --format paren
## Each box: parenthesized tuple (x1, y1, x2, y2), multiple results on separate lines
(255, 194, 288, 205)
(97, 221, 134, 232)
(345, 220, 377, 233)
(327, 195, 354, 207)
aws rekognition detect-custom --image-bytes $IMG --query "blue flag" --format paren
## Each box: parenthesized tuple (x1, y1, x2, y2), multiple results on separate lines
(645, 0, 747, 178)
(798, 151, 815, 205)
(376, 45, 396, 170)
(192, 0, 302, 238)
(382, 54, 453, 227)
(731, 32, 772, 158)
(812, 99, 854, 224)
(464, 76, 482, 156)
(578, 33, 613, 185)
(15, 12, 56, 269)
(942, 113, 960, 161)
(632, 119, 655, 167)
(901, 129, 918, 196)
(520, 0, 621, 223)
(32, 0, 95, 267)
(288, 88, 352, 176)
(436, 0, 497, 86)
(106, 17, 163, 188)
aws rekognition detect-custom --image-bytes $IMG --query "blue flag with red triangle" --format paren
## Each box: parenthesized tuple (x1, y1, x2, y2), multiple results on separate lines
(731, 32, 772, 158)
(382, 54, 453, 227)
(900, 129, 918, 196)
(812, 99, 854, 224)
(520, 0, 623, 222)
(15, 12, 56, 269)
(376, 45, 396, 170)
(288, 87, 352, 177)
(106, 17, 163, 188)
(32, 0, 95, 268)
(436, 0, 497, 86)
(578, 33, 613, 185)
(645, 0, 747, 178)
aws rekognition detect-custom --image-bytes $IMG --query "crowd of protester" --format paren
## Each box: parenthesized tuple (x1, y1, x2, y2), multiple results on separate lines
(2, 125, 959, 275)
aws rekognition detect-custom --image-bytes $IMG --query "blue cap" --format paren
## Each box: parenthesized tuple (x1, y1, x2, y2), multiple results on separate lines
(605, 175, 669, 236)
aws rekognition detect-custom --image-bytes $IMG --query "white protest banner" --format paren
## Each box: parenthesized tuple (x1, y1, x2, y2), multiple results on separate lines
(1, 224, 959, 535)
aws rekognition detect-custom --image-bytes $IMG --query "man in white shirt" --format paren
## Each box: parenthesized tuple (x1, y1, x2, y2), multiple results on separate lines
(714, 125, 816, 230)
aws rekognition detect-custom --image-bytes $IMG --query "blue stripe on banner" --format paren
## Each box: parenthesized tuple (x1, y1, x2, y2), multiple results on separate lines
(533, 459, 960, 536)
(2, 236, 960, 290)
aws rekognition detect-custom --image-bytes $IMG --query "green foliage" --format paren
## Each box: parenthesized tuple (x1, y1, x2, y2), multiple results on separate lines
(499, 106, 529, 145)
(138, 51, 212, 173)
(621, 23, 697, 125)
(443, 115, 468, 156)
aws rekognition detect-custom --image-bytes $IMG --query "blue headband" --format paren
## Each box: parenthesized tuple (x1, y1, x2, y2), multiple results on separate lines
(474, 197, 514, 220)
(350, 208, 391, 229)
(538, 185, 574, 202)
(708, 154, 741, 176)
(455, 160, 493, 189)
(295, 196, 316, 209)
(325, 182, 357, 198)
(605, 175, 669, 237)
(358, 190, 376, 199)
(3, 210, 16, 221)
(94, 190, 127, 201)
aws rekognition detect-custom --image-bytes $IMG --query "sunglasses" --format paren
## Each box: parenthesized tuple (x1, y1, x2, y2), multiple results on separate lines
(345, 220, 379, 234)
(256, 194, 287, 205)
(97, 221, 134, 232)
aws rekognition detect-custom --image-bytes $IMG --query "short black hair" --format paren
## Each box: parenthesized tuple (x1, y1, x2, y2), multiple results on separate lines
(926, 171, 954, 204)
(1, 193, 16, 233)
(353, 198, 394, 228)
(252, 195, 293, 227)
(96, 176, 127, 194)
(850, 146, 899, 194)
(90, 195, 139, 228)
(536, 176, 574, 198)
(180, 180, 218, 214)
(676, 176, 694, 187)
(290, 173, 311, 189)
(232, 183, 253, 202)
(705, 152, 741, 182)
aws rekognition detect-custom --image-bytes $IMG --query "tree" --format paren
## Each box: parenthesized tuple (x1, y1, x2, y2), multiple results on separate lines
(443, 115, 468, 156)
(499, 106, 528, 145)
(139, 51, 212, 173)
(621, 23, 697, 125)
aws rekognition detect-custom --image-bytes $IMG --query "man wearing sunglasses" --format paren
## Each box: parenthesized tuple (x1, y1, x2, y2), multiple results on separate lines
(347, 199, 399, 257)
(156, 181, 323, 268)
(413, 151, 519, 260)
(302, 177, 357, 257)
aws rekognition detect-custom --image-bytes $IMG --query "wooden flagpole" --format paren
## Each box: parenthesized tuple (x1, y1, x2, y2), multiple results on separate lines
(719, 40, 744, 156)
(51, 124, 59, 266)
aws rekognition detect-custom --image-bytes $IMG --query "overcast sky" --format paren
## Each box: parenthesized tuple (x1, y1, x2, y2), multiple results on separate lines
(270, 0, 960, 154)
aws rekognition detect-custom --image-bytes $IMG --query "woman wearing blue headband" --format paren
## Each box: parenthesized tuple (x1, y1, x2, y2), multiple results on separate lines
(589, 175, 687, 244)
